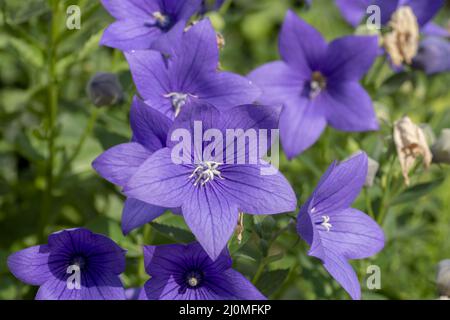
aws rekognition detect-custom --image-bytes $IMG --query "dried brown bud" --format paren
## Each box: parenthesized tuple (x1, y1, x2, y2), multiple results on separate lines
(383, 6, 419, 67)
(393, 116, 432, 186)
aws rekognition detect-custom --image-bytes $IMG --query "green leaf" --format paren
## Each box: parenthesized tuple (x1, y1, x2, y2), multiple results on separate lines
(150, 222, 196, 243)
(390, 178, 445, 206)
(7, 37, 44, 68)
(256, 269, 289, 296)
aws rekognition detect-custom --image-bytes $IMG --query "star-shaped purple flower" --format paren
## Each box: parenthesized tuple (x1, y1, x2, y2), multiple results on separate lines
(335, 0, 445, 31)
(100, 0, 202, 51)
(125, 19, 261, 120)
(140, 242, 266, 300)
(7, 228, 126, 300)
(297, 152, 385, 300)
(93, 97, 174, 235)
(248, 11, 379, 159)
(123, 102, 297, 259)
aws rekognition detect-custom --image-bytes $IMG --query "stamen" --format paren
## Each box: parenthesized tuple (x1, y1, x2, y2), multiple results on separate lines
(309, 71, 326, 99)
(188, 161, 224, 187)
(185, 271, 203, 288)
(153, 11, 171, 29)
(164, 92, 197, 117)
(320, 215, 332, 232)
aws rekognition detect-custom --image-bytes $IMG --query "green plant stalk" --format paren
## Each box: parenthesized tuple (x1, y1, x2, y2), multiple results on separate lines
(39, 0, 59, 242)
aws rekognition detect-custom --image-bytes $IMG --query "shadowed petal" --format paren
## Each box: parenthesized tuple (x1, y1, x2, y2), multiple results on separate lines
(422, 22, 450, 38)
(124, 148, 192, 208)
(248, 61, 305, 105)
(92, 142, 152, 187)
(100, 20, 163, 51)
(322, 35, 378, 81)
(279, 10, 327, 76)
(406, 0, 444, 27)
(130, 97, 172, 152)
(323, 82, 379, 132)
(7, 245, 52, 286)
(122, 198, 166, 235)
(280, 96, 327, 159)
(182, 186, 239, 260)
(218, 269, 267, 300)
(217, 162, 297, 214)
(335, 0, 371, 27)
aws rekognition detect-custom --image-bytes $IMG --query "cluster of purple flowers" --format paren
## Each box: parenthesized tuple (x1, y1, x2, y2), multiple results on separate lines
(8, 0, 446, 300)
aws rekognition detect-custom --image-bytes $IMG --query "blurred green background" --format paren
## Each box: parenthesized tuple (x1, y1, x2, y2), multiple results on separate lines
(1, 0, 450, 299)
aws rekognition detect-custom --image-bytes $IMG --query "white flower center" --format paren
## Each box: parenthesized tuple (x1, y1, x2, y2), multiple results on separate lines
(320, 215, 332, 232)
(153, 11, 170, 29)
(309, 71, 326, 99)
(189, 161, 224, 186)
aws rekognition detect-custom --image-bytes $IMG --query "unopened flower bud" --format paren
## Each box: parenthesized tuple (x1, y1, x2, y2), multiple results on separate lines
(87, 72, 124, 107)
(412, 37, 450, 75)
(393, 116, 432, 186)
(437, 260, 450, 297)
(431, 129, 450, 164)
(365, 157, 379, 187)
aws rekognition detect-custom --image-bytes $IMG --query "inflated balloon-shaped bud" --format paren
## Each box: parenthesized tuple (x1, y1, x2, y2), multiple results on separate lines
(431, 129, 450, 164)
(87, 72, 124, 107)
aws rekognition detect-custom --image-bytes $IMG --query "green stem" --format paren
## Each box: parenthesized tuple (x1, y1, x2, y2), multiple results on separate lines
(252, 258, 266, 284)
(55, 107, 100, 183)
(39, 0, 59, 242)
(364, 187, 375, 218)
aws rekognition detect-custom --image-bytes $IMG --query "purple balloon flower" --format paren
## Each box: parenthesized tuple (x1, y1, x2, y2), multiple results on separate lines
(123, 102, 297, 259)
(125, 19, 261, 120)
(335, 0, 445, 30)
(7, 228, 126, 300)
(412, 37, 450, 75)
(93, 97, 173, 235)
(297, 152, 385, 300)
(100, 0, 202, 51)
(248, 11, 379, 159)
(140, 242, 266, 300)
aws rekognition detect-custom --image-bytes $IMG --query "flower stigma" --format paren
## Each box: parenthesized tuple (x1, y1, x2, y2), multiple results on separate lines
(309, 71, 326, 99)
(164, 92, 197, 117)
(189, 161, 224, 186)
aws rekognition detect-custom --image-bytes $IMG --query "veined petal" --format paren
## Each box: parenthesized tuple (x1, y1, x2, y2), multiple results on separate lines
(279, 10, 327, 77)
(100, 20, 163, 51)
(92, 142, 152, 187)
(322, 35, 378, 81)
(7, 245, 52, 286)
(248, 61, 305, 105)
(218, 269, 267, 300)
(217, 162, 297, 214)
(182, 186, 239, 260)
(311, 152, 368, 214)
(124, 148, 192, 208)
(280, 96, 327, 159)
(130, 97, 172, 152)
(194, 72, 261, 110)
(125, 50, 171, 110)
(323, 82, 379, 132)
(320, 208, 385, 259)
(122, 198, 166, 235)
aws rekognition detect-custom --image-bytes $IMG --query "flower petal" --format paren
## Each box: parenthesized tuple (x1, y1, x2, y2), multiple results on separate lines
(279, 10, 327, 76)
(7, 245, 52, 286)
(323, 82, 379, 132)
(125, 50, 171, 114)
(92, 142, 152, 187)
(100, 0, 158, 20)
(322, 35, 378, 81)
(182, 186, 239, 260)
(121, 198, 166, 235)
(406, 0, 444, 27)
(100, 20, 163, 51)
(217, 269, 267, 300)
(335, 0, 371, 27)
(320, 208, 385, 259)
(194, 71, 261, 110)
(130, 97, 172, 152)
(311, 152, 368, 214)
(124, 148, 192, 208)
(280, 96, 327, 159)
(248, 61, 305, 105)
(217, 162, 297, 214)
